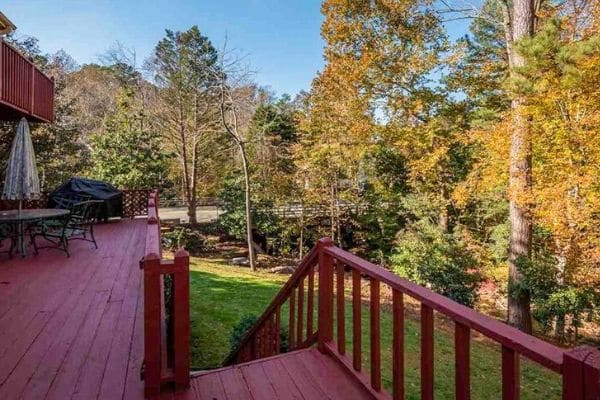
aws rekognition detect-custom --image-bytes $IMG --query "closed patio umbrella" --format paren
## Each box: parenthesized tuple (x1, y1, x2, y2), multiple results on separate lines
(2, 117, 40, 210)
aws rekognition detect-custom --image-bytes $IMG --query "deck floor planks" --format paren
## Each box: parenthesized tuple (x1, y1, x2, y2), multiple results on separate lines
(48, 222, 142, 400)
(70, 223, 141, 400)
(0, 219, 147, 400)
(193, 372, 227, 400)
(0, 223, 121, 354)
(187, 349, 373, 400)
(0, 236, 112, 389)
(0, 247, 115, 400)
(298, 348, 370, 400)
(19, 224, 125, 400)
(239, 362, 279, 400)
(279, 351, 331, 400)
(1, 218, 377, 400)
(260, 358, 305, 400)
(122, 274, 145, 400)
(97, 225, 146, 400)
(218, 367, 253, 400)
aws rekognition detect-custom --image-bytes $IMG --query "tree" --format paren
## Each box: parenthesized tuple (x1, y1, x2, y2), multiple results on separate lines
(212, 53, 261, 270)
(90, 88, 170, 188)
(147, 26, 221, 224)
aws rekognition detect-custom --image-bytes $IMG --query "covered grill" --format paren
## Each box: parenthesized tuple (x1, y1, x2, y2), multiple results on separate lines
(49, 178, 123, 220)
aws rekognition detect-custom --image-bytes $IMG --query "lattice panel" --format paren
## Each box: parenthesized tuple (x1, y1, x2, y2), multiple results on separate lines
(122, 189, 153, 218)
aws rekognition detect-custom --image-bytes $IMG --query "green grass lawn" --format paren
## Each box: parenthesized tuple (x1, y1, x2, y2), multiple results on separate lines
(189, 257, 562, 399)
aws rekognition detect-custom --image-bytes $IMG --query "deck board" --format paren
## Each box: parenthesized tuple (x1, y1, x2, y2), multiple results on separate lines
(189, 349, 371, 400)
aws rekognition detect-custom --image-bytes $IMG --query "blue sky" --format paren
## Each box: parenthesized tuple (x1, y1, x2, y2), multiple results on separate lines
(3, 1, 470, 96)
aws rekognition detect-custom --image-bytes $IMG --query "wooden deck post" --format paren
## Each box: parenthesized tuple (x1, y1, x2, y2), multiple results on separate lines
(172, 249, 190, 391)
(563, 346, 600, 400)
(317, 237, 334, 352)
(143, 253, 162, 398)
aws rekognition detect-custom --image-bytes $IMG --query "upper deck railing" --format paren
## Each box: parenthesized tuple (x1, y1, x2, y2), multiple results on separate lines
(225, 238, 600, 400)
(0, 39, 54, 122)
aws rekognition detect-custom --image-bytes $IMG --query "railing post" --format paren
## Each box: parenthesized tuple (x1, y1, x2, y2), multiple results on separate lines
(563, 346, 600, 400)
(172, 249, 190, 391)
(143, 253, 162, 398)
(317, 237, 334, 352)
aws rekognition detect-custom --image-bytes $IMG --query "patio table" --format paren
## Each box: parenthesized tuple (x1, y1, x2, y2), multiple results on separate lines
(0, 208, 70, 257)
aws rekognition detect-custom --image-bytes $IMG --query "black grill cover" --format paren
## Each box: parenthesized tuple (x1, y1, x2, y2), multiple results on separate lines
(49, 178, 123, 219)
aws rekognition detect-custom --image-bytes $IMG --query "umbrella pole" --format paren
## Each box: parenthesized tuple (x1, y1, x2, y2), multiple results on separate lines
(18, 200, 24, 257)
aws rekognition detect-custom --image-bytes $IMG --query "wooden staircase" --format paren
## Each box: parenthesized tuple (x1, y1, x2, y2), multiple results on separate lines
(222, 238, 600, 400)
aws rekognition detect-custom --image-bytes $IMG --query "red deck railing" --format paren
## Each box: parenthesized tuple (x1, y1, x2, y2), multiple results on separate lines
(142, 191, 190, 397)
(0, 39, 54, 122)
(225, 238, 600, 400)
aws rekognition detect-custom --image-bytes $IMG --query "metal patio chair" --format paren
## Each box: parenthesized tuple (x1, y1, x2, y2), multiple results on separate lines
(31, 200, 102, 257)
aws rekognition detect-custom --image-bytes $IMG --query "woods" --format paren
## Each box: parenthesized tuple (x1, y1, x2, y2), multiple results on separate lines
(2, 0, 599, 342)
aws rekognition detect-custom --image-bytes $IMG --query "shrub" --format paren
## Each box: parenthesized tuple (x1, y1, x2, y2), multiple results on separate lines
(217, 174, 280, 242)
(391, 220, 482, 307)
(229, 314, 289, 354)
(162, 226, 206, 255)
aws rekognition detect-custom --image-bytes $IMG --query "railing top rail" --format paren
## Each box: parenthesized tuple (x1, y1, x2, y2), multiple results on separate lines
(145, 190, 161, 258)
(323, 244, 565, 373)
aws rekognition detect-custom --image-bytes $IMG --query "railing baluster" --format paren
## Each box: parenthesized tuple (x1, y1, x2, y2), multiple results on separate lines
(289, 287, 296, 350)
(275, 305, 281, 355)
(352, 269, 362, 372)
(370, 278, 381, 391)
(297, 278, 305, 346)
(307, 266, 315, 337)
(336, 262, 346, 354)
(393, 289, 404, 400)
(421, 303, 434, 400)
(502, 346, 520, 400)
(260, 325, 267, 357)
(455, 322, 471, 400)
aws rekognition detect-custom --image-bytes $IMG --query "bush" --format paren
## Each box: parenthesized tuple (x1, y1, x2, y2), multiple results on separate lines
(162, 226, 206, 255)
(391, 220, 482, 307)
(217, 174, 280, 242)
(229, 314, 289, 354)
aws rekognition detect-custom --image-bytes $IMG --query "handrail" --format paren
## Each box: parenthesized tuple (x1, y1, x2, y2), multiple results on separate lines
(142, 190, 190, 397)
(223, 237, 600, 400)
(0, 38, 54, 122)
(324, 245, 563, 372)
(223, 246, 320, 366)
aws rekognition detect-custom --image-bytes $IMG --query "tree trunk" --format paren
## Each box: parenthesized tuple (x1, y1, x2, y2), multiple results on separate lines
(239, 144, 256, 271)
(555, 314, 566, 342)
(299, 200, 305, 259)
(439, 188, 449, 233)
(506, 0, 535, 333)
(188, 198, 197, 225)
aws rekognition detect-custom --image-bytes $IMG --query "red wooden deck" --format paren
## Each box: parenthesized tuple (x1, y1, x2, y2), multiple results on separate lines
(188, 348, 371, 400)
(0, 218, 374, 400)
(0, 219, 146, 400)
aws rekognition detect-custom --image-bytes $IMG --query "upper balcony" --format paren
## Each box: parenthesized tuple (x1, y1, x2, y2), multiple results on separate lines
(0, 38, 54, 123)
